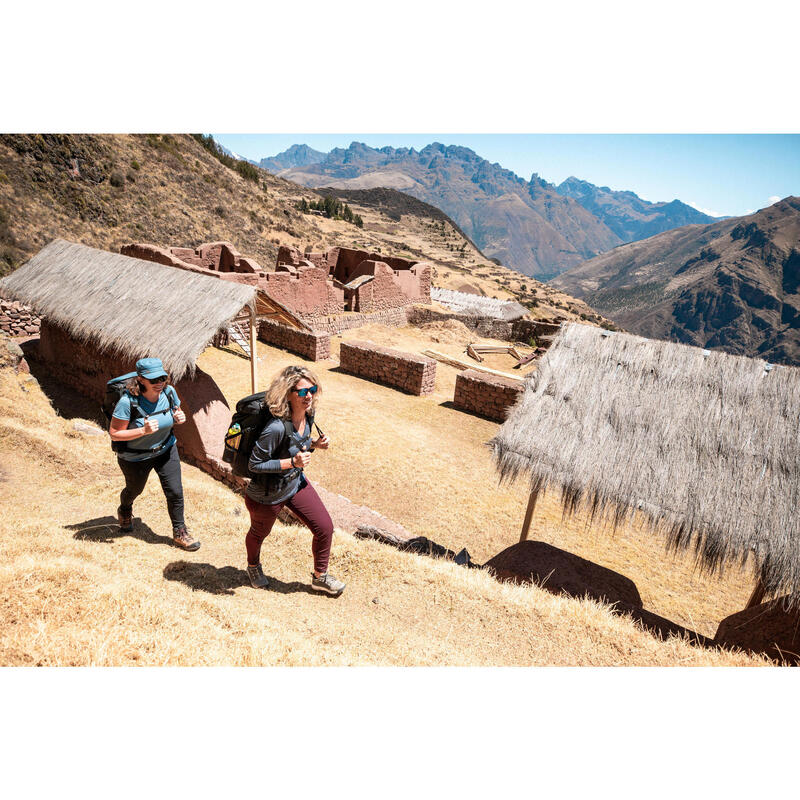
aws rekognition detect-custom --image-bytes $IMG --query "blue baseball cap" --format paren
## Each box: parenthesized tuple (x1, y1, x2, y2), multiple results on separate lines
(136, 357, 167, 379)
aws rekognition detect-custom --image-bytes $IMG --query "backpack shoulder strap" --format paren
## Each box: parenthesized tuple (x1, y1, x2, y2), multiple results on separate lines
(127, 392, 144, 422)
(164, 384, 179, 410)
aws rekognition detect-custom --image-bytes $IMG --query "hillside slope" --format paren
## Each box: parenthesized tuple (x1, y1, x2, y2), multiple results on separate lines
(0, 134, 601, 323)
(552, 198, 800, 365)
(0, 337, 764, 665)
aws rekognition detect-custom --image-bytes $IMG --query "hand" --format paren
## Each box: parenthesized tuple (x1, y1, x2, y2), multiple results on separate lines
(173, 408, 186, 425)
(312, 434, 329, 449)
(292, 451, 312, 469)
(143, 418, 159, 435)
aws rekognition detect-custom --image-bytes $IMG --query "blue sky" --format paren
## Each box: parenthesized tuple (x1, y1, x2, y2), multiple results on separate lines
(213, 134, 800, 219)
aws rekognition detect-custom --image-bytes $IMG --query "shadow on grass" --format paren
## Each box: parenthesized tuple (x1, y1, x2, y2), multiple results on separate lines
(485, 540, 716, 649)
(162, 561, 319, 597)
(67, 516, 174, 547)
(438, 399, 499, 422)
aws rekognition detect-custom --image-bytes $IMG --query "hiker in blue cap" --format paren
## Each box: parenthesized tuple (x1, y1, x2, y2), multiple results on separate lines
(108, 357, 200, 551)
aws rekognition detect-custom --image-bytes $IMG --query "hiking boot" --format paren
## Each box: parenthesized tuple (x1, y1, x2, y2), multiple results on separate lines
(172, 525, 200, 551)
(310, 572, 346, 596)
(247, 564, 270, 589)
(118, 506, 133, 533)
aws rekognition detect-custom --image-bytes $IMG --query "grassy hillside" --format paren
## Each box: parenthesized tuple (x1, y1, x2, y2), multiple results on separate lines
(0, 133, 608, 324)
(0, 332, 766, 665)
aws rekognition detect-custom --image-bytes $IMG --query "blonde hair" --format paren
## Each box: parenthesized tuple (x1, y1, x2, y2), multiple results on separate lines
(265, 365, 322, 419)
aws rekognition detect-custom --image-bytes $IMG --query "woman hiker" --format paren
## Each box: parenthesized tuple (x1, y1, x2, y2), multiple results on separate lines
(108, 357, 200, 551)
(244, 365, 345, 596)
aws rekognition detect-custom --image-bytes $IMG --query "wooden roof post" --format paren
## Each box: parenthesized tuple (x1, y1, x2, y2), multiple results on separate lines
(249, 302, 257, 394)
(745, 578, 766, 609)
(519, 488, 539, 542)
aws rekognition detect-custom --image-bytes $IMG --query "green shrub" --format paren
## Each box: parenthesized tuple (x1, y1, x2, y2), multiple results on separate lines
(130, 159, 141, 170)
(191, 134, 261, 184)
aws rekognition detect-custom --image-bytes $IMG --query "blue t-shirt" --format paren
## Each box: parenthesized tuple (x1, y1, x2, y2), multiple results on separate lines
(112, 387, 180, 462)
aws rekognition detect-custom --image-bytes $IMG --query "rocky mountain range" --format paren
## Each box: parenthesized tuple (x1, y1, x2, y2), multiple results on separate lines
(259, 144, 326, 173)
(554, 176, 716, 242)
(259, 141, 717, 281)
(552, 197, 800, 365)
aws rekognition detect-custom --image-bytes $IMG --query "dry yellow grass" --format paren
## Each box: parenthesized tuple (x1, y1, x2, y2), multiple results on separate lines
(0, 328, 771, 665)
(203, 328, 763, 641)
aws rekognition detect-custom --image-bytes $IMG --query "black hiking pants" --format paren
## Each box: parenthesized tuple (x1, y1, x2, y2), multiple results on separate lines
(117, 443, 185, 529)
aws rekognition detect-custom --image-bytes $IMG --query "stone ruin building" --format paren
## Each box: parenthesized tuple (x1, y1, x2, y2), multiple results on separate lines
(121, 240, 432, 328)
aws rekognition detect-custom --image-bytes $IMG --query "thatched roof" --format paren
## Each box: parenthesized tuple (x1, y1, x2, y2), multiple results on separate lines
(431, 287, 528, 321)
(0, 239, 256, 380)
(490, 323, 800, 605)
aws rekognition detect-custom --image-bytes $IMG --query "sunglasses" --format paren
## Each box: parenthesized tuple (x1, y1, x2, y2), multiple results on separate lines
(148, 375, 168, 384)
(294, 385, 318, 398)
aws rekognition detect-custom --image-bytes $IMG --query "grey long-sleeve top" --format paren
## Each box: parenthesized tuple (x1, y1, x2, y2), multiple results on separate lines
(245, 417, 312, 505)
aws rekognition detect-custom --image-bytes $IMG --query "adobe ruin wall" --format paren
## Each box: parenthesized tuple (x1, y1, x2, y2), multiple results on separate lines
(121, 242, 263, 287)
(453, 368, 524, 422)
(123, 241, 430, 331)
(339, 340, 436, 396)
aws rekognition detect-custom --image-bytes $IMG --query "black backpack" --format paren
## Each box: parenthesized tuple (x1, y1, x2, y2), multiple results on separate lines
(223, 391, 314, 478)
(102, 372, 177, 453)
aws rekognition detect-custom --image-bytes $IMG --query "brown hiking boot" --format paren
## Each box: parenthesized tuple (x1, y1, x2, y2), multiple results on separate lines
(118, 506, 133, 533)
(172, 525, 200, 551)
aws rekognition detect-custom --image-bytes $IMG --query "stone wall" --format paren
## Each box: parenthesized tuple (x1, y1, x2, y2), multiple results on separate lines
(121, 243, 262, 287)
(406, 305, 514, 339)
(309, 307, 410, 334)
(339, 340, 436, 396)
(512, 317, 564, 343)
(453, 368, 524, 422)
(123, 240, 431, 331)
(278, 244, 432, 313)
(0, 300, 41, 338)
(352, 261, 414, 313)
(258, 319, 331, 361)
(261, 264, 343, 317)
(407, 305, 564, 343)
(36, 320, 235, 477)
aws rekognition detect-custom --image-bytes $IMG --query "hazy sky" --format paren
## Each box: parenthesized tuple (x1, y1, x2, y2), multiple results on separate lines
(214, 134, 800, 219)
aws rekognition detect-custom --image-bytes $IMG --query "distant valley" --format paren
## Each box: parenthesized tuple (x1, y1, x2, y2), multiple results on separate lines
(552, 197, 800, 365)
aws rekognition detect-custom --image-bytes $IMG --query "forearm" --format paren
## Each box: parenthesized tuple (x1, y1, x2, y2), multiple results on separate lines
(109, 425, 147, 442)
(248, 423, 306, 473)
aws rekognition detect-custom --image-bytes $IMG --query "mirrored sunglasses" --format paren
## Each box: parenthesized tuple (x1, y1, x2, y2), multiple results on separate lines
(294, 385, 318, 398)
(148, 375, 169, 384)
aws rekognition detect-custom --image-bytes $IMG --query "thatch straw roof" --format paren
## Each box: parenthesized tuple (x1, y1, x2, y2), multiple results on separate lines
(0, 239, 256, 380)
(490, 323, 800, 605)
(431, 287, 528, 321)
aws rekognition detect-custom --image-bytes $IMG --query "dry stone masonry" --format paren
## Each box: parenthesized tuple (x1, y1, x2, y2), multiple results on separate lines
(258, 319, 330, 361)
(339, 340, 436, 396)
(453, 368, 524, 422)
(0, 300, 41, 338)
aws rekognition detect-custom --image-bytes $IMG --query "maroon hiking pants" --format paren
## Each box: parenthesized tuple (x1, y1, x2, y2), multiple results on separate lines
(245, 480, 334, 574)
